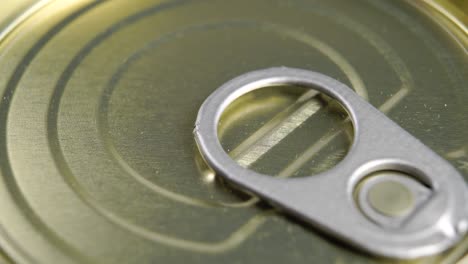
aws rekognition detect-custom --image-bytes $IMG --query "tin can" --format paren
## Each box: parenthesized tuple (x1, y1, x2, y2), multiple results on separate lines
(0, 0, 466, 263)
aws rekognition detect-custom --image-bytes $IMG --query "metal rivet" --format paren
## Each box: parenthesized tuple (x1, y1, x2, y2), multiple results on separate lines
(367, 180, 414, 217)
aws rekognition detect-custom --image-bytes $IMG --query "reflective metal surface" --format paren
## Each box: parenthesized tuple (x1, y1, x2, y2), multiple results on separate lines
(0, 0, 466, 263)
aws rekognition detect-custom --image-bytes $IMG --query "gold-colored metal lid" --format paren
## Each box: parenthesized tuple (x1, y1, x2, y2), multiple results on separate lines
(0, 0, 466, 263)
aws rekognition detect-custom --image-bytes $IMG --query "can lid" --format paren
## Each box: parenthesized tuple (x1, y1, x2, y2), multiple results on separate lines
(0, 0, 466, 263)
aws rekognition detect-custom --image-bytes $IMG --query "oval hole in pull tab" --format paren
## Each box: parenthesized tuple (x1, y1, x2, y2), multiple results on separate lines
(217, 84, 353, 179)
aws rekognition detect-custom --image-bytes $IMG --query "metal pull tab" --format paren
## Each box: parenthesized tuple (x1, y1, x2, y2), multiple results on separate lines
(193, 67, 468, 259)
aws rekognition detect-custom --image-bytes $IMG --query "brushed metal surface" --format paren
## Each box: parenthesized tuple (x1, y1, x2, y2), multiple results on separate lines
(0, 0, 466, 263)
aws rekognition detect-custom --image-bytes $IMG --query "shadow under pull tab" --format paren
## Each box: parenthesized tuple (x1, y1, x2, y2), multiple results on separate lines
(193, 67, 468, 259)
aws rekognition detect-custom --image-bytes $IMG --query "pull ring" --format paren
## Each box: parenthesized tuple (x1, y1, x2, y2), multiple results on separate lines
(194, 67, 468, 259)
